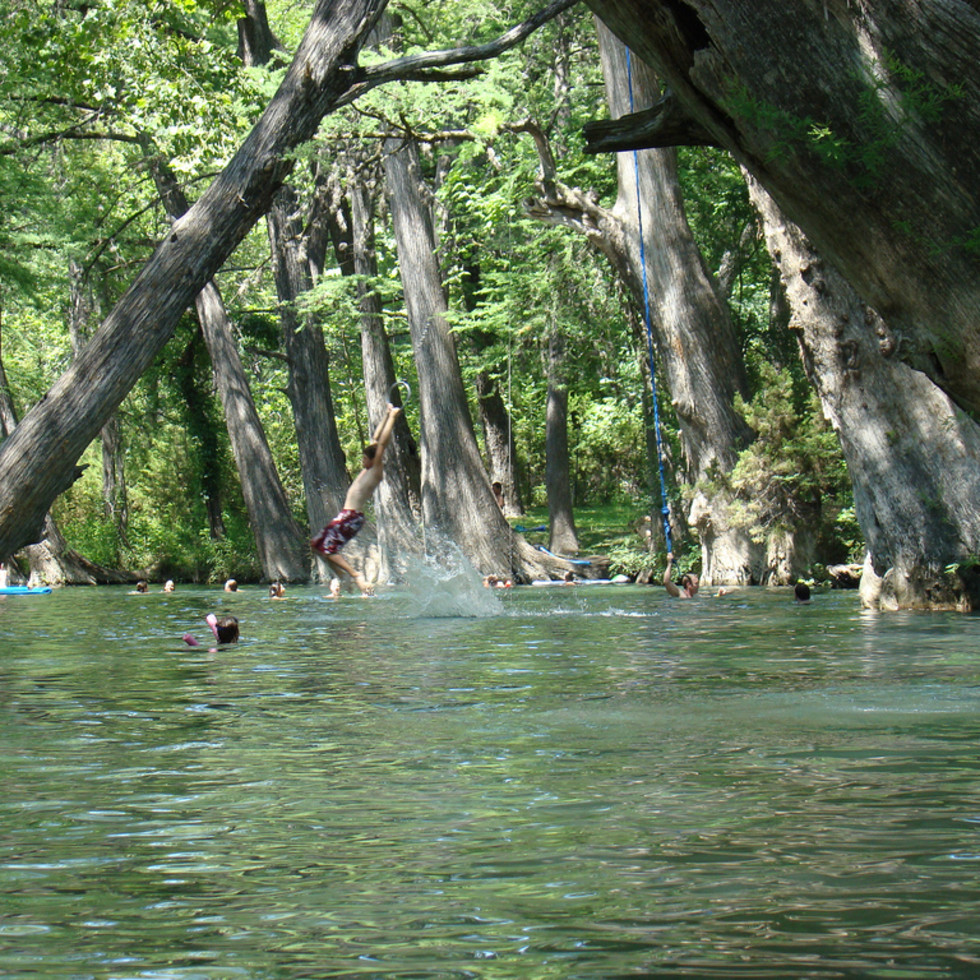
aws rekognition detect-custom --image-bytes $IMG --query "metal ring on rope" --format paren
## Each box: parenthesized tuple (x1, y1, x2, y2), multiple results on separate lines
(388, 380, 412, 404)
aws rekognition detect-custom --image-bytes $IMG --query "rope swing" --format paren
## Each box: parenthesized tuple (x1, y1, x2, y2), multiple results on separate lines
(625, 47, 673, 554)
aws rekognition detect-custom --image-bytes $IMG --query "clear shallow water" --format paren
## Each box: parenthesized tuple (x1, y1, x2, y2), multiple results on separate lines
(2, 579, 980, 978)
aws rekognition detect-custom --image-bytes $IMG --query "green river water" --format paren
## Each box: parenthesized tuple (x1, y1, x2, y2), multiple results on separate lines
(1, 570, 980, 978)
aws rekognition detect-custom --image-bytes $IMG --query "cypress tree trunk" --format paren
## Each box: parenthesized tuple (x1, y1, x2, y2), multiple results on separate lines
(239, 0, 350, 582)
(149, 155, 308, 582)
(382, 136, 551, 581)
(195, 283, 308, 581)
(267, 187, 349, 537)
(585, 0, 980, 418)
(349, 171, 424, 583)
(475, 371, 525, 517)
(524, 20, 757, 582)
(0, 312, 124, 585)
(597, 22, 757, 583)
(748, 174, 980, 611)
(68, 260, 129, 552)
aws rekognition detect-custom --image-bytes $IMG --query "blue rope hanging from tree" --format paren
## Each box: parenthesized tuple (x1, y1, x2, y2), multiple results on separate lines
(626, 46, 673, 553)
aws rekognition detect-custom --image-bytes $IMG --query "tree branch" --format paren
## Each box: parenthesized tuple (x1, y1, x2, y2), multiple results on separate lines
(335, 0, 581, 107)
(505, 117, 557, 182)
(583, 89, 718, 153)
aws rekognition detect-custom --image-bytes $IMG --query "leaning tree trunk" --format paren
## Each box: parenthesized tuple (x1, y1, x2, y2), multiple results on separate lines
(195, 284, 309, 581)
(544, 323, 579, 554)
(584, 0, 980, 419)
(149, 153, 308, 582)
(0, 0, 390, 561)
(748, 175, 980, 611)
(382, 135, 552, 581)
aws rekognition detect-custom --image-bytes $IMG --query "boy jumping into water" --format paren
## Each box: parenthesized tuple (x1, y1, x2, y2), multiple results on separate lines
(311, 403, 401, 594)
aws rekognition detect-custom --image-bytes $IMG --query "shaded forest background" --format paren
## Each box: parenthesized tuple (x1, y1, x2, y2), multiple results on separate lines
(0, 0, 857, 584)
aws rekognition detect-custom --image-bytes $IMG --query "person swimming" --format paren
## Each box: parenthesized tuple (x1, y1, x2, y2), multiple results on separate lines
(183, 613, 239, 648)
(663, 552, 699, 597)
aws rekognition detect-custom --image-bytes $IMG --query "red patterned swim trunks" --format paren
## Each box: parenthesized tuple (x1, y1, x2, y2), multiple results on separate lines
(311, 509, 366, 556)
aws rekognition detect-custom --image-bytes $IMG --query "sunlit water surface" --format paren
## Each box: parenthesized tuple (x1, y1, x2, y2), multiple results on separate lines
(2, 576, 980, 978)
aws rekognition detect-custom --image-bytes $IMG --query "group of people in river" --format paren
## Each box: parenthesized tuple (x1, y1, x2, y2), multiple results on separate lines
(126, 395, 815, 646)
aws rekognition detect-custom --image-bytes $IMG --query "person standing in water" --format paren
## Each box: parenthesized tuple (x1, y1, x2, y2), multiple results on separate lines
(311, 403, 402, 595)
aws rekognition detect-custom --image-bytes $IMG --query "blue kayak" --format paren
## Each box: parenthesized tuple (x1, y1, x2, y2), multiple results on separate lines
(0, 586, 52, 595)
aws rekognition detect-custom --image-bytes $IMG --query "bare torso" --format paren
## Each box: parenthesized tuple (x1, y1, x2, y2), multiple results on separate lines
(343, 460, 383, 513)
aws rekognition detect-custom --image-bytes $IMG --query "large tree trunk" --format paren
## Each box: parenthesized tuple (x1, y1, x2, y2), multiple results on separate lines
(524, 21, 758, 582)
(748, 175, 980, 611)
(475, 371, 525, 517)
(584, 0, 980, 420)
(349, 171, 425, 583)
(597, 24, 758, 583)
(0, 313, 125, 585)
(0, 0, 390, 561)
(267, 187, 349, 534)
(149, 154, 308, 582)
(195, 284, 308, 581)
(545, 324, 579, 554)
(382, 136, 551, 581)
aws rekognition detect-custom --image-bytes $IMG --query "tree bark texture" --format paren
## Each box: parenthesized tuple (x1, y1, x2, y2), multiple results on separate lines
(382, 136, 551, 582)
(0, 0, 390, 560)
(586, 0, 980, 419)
(267, 185, 349, 536)
(524, 21, 758, 582)
(237, 0, 283, 67)
(599, 22, 762, 584)
(68, 260, 129, 550)
(748, 174, 980, 611)
(195, 283, 309, 581)
(239, 0, 352, 582)
(0, 320, 126, 585)
(475, 370, 525, 517)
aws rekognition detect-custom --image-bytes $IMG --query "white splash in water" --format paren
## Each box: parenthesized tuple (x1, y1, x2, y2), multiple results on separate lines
(390, 541, 503, 619)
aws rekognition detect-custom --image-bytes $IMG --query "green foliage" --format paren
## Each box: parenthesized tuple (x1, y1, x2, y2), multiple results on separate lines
(727, 363, 852, 551)
(0, 0, 874, 580)
(833, 506, 865, 564)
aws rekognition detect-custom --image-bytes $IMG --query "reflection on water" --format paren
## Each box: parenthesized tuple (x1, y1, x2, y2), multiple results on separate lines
(2, 581, 980, 977)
